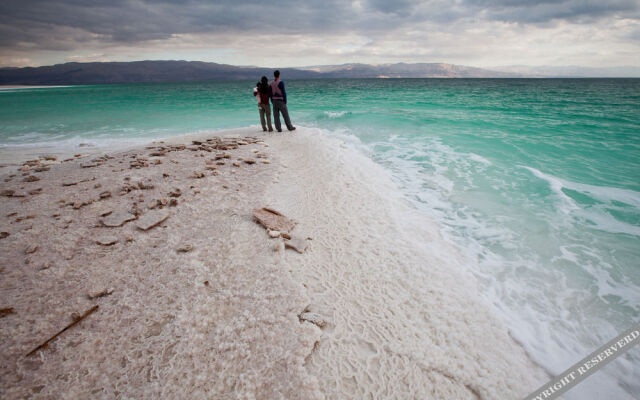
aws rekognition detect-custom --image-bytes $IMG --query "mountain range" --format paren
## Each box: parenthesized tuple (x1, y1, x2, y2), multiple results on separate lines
(1, 61, 638, 85)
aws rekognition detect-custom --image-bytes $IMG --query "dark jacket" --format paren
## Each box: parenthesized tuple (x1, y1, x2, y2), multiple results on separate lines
(258, 84, 271, 104)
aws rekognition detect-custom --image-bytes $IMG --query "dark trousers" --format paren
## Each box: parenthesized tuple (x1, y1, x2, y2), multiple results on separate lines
(272, 99, 294, 131)
(258, 103, 273, 131)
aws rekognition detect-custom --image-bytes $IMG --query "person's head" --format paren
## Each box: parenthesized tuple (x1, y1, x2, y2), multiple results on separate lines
(261, 76, 268, 86)
(274, 70, 280, 79)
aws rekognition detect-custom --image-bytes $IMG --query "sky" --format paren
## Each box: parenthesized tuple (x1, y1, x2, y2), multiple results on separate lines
(0, 0, 639, 69)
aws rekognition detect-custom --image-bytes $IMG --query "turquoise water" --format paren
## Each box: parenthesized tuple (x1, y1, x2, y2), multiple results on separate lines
(1, 80, 639, 398)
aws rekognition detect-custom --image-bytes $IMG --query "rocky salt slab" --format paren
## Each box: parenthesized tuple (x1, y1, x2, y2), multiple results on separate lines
(284, 236, 309, 254)
(102, 212, 136, 227)
(95, 236, 118, 246)
(299, 312, 328, 328)
(0, 129, 327, 400)
(268, 230, 281, 238)
(253, 207, 296, 233)
(88, 287, 114, 299)
(176, 243, 194, 253)
(136, 210, 169, 231)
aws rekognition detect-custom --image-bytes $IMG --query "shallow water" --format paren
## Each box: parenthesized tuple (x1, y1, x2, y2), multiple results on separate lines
(1, 79, 638, 398)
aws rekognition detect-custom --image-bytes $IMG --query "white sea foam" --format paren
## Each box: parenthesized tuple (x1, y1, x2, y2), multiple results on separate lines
(523, 166, 640, 236)
(322, 110, 351, 119)
(307, 129, 639, 399)
(265, 127, 548, 399)
(468, 153, 492, 166)
(523, 166, 640, 208)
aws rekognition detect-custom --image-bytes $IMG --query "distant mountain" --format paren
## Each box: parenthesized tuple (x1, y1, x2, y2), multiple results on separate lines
(0, 60, 521, 84)
(491, 65, 640, 78)
(0, 60, 322, 85)
(299, 62, 520, 78)
(2, 60, 636, 85)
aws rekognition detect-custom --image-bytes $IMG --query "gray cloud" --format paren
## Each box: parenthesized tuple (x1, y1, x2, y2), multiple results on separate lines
(0, 0, 357, 48)
(463, 0, 640, 23)
(0, 0, 638, 67)
(367, 0, 419, 16)
(1, 0, 638, 51)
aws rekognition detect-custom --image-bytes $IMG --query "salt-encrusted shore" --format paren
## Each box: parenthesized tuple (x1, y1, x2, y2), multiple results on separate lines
(0, 85, 69, 90)
(0, 127, 548, 399)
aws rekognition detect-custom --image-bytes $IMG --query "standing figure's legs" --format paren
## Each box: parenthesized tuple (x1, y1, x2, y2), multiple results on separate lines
(264, 103, 273, 131)
(258, 104, 267, 131)
(272, 100, 282, 132)
(278, 102, 295, 131)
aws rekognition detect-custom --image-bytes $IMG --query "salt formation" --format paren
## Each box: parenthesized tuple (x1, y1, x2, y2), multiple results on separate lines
(284, 236, 309, 254)
(0, 128, 549, 399)
(299, 312, 328, 328)
(264, 128, 549, 399)
(102, 212, 136, 227)
(95, 236, 118, 246)
(136, 210, 169, 231)
(253, 207, 296, 233)
(0, 132, 323, 399)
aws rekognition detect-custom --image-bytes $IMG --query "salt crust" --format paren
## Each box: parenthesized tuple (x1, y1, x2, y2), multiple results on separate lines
(264, 128, 550, 399)
(0, 127, 548, 399)
(0, 131, 322, 399)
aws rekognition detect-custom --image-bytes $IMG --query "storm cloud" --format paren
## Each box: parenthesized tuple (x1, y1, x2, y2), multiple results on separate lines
(0, 0, 638, 68)
(463, 0, 639, 23)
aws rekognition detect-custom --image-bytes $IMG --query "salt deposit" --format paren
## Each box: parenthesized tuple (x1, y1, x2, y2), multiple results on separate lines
(264, 128, 549, 399)
(0, 132, 322, 399)
(0, 127, 548, 399)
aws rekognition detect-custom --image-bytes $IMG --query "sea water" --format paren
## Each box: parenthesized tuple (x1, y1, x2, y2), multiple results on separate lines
(1, 79, 638, 398)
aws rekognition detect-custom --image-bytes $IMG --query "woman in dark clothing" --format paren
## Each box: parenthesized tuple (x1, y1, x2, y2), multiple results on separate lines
(256, 76, 273, 132)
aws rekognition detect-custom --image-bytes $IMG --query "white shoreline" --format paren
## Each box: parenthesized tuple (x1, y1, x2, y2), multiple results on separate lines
(0, 85, 72, 90)
(0, 126, 263, 176)
(266, 127, 549, 397)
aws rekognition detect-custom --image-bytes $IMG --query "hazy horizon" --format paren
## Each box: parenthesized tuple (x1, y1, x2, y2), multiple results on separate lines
(2, 59, 638, 75)
(2, 59, 640, 77)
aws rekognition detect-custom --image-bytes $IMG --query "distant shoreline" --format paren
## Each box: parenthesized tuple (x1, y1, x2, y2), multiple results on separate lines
(1, 78, 638, 89)
(2, 60, 638, 85)
(0, 85, 71, 90)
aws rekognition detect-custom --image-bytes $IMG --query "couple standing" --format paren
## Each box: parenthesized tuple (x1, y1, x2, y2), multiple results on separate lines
(254, 70, 296, 132)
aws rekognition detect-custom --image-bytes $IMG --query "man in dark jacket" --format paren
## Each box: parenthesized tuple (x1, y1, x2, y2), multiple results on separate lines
(269, 70, 296, 132)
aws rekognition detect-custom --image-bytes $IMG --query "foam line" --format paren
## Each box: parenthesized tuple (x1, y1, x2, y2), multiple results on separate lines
(265, 127, 549, 399)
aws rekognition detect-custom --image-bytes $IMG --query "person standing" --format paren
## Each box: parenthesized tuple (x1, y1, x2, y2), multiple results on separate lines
(256, 76, 273, 132)
(270, 70, 296, 132)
